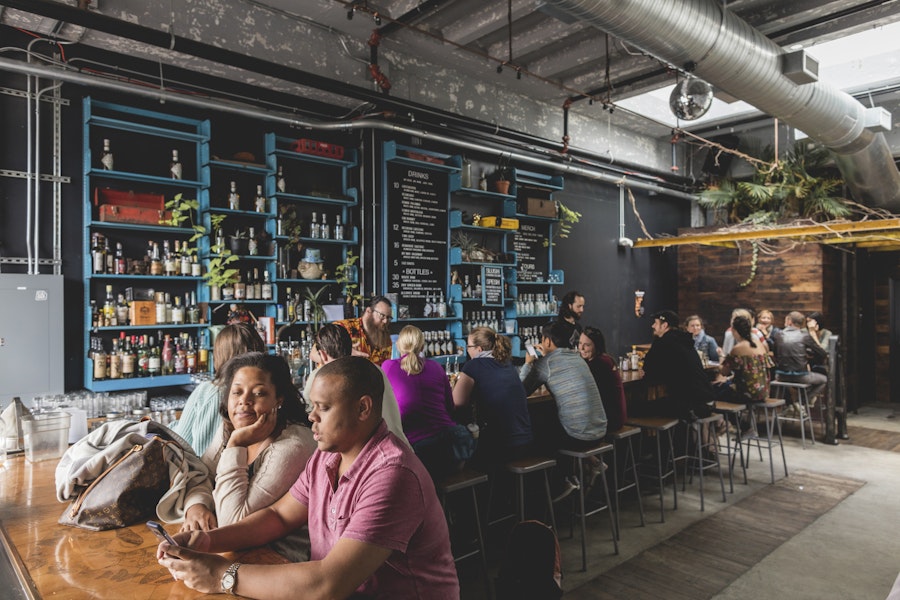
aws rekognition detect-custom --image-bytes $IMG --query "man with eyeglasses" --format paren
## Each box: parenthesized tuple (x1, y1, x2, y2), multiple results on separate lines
(334, 295, 394, 366)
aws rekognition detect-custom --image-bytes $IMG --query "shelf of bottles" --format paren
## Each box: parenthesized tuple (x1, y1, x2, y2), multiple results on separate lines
(83, 98, 211, 391)
(265, 133, 359, 335)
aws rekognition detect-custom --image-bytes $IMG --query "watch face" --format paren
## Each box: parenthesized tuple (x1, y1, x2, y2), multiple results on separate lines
(223, 574, 235, 590)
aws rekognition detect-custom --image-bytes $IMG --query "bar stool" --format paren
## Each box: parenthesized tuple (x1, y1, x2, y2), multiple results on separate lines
(624, 416, 679, 522)
(501, 457, 559, 535)
(678, 414, 727, 511)
(436, 468, 491, 599)
(744, 398, 789, 483)
(559, 443, 619, 571)
(770, 380, 815, 447)
(712, 401, 748, 491)
(608, 425, 645, 539)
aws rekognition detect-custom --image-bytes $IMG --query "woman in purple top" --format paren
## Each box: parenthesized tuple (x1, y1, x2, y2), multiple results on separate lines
(382, 325, 471, 478)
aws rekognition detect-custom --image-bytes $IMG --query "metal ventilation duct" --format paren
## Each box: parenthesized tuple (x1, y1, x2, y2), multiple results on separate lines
(547, 0, 900, 211)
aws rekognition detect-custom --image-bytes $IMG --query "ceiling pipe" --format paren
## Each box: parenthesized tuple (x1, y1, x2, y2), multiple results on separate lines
(0, 56, 700, 202)
(546, 0, 900, 211)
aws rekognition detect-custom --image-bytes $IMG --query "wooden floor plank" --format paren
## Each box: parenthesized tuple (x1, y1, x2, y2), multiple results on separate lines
(565, 470, 864, 599)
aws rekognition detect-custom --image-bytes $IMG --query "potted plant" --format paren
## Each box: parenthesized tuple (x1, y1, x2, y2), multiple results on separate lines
(206, 214, 240, 301)
(451, 231, 486, 262)
(161, 193, 205, 257)
(334, 250, 362, 318)
(493, 155, 512, 195)
(303, 286, 329, 329)
(543, 201, 582, 247)
(278, 204, 305, 248)
(228, 229, 249, 255)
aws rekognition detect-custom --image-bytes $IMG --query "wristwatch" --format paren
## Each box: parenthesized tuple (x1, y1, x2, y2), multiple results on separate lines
(221, 562, 241, 595)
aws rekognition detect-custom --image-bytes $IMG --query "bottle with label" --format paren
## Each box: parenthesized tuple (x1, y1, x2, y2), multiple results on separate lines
(334, 214, 344, 240)
(320, 215, 331, 240)
(180, 245, 192, 276)
(122, 334, 136, 379)
(198, 336, 209, 373)
(174, 337, 186, 375)
(103, 285, 116, 326)
(438, 291, 447, 318)
(92, 338, 107, 381)
(155, 293, 167, 324)
(170, 149, 182, 180)
(171, 295, 185, 324)
(114, 242, 126, 275)
(309, 212, 319, 239)
(252, 268, 262, 299)
(254, 185, 267, 213)
(137, 335, 150, 377)
(261, 270, 273, 300)
(108, 338, 122, 380)
(91, 233, 106, 274)
(234, 273, 246, 300)
(185, 335, 197, 374)
(191, 254, 201, 277)
(248, 227, 259, 256)
(148, 335, 162, 376)
(276, 165, 286, 193)
(116, 293, 129, 326)
(104, 237, 114, 274)
(245, 270, 256, 300)
(187, 292, 199, 324)
(228, 181, 240, 210)
(101, 138, 114, 170)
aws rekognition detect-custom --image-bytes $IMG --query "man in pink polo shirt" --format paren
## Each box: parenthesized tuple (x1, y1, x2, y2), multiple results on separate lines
(157, 356, 459, 599)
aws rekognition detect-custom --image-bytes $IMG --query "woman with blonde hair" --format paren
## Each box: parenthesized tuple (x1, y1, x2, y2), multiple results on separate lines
(755, 309, 780, 346)
(382, 325, 469, 477)
(722, 307, 767, 355)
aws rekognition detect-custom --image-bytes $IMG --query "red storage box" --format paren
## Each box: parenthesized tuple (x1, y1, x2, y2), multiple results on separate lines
(288, 138, 345, 160)
(94, 188, 171, 225)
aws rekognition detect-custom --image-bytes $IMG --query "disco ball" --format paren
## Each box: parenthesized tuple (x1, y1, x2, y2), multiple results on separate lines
(669, 77, 714, 120)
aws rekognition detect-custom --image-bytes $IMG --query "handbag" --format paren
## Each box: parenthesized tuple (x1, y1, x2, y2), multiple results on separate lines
(58, 434, 179, 531)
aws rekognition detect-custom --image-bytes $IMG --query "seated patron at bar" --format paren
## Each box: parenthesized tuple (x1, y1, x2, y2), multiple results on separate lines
(719, 316, 774, 405)
(306, 323, 408, 445)
(772, 311, 828, 413)
(383, 325, 469, 478)
(158, 357, 459, 599)
(556, 290, 585, 349)
(453, 326, 534, 467)
(334, 295, 394, 366)
(520, 320, 607, 495)
(578, 326, 627, 433)
(685, 314, 721, 364)
(196, 352, 315, 561)
(722, 307, 767, 355)
(638, 310, 714, 420)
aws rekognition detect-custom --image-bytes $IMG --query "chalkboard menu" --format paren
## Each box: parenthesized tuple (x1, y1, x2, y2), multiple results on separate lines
(481, 265, 504, 307)
(513, 220, 549, 282)
(385, 162, 449, 312)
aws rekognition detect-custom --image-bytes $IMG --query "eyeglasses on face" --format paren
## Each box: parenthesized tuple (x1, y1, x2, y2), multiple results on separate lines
(371, 308, 392, 322)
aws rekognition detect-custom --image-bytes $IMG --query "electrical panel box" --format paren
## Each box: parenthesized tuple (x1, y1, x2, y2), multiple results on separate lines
(0, 275, 64, 407)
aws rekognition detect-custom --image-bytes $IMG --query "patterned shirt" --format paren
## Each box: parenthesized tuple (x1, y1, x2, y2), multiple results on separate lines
(334, 317, 392, 366)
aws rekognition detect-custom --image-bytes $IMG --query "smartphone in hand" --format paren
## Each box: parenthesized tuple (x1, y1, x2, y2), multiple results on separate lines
(525, 344, 539, 357)
(147, 520, 178, 546)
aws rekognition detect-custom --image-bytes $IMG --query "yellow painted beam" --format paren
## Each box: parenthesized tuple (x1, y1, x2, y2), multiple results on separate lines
(633, 219, 900, 248)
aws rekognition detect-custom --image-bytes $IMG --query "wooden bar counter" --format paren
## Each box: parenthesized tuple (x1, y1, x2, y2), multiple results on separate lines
(0, 454, 286, 599)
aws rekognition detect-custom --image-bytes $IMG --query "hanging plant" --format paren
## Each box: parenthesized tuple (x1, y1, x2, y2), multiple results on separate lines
(739, 240, 760, 287)
(544, 201, 582, 247)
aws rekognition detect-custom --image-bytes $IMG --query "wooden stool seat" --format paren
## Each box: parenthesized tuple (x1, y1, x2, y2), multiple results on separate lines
(505, 457, 557, 474)
(744, 398, 789, 483)
(625, 417, 679, 522)
(713, 401, 748, 491)
(500, 457, 558, 535)
(606, 426, 645, 539)
(557, 443, 618, 570)
(436, 468, 491, 598)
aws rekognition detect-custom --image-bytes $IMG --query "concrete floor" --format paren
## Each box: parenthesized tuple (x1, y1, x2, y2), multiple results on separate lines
(461, 404, 900, 599)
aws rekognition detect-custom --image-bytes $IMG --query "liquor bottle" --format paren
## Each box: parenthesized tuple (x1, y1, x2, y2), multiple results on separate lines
(155, 293, 167, 324)
(273, 165, 285, 194)
(228, 181, 240, 210)
(438, 291, 447, 318)
(334, 214, 344, 240)
(286, 287, 295, 321)
(116, 293, 129, 326)
(137, 335, 150, 377)
(108, 338, 122, 380)
(180, 244, 192, 276)
(309, 212, 319, 239)
(185, 335, 197, 374)
(171, 295, 185, 324)
(150, 242, 163, 276)
(92, 338, 107, 381)
(122, 334, 136, 379)
(91, 233, 106, 274)
(254, 184, 267, 213)
(170, 149, 182, 180)
(148, 335, 162, 376)
(261, 270, 273, 300)
(100, 138, 114, 170)
(161, 333, 174, 375)
(103, 285, 116, 326)
(186, 292, 198, 324)
(424, 293, 433, 318)
(173, 336, 186, 375)
(234, 272, 246, 300)
(248, 227, 259, 256)
(215, 228, 226, 252)
(245, 270, 256, 300)
(463, 275, 472, 298)
(198, 336, 209, 373)
(114, 242, 126, 275)
(104, 237, 114, 274)
(320, 215, 330, 240)
(253, 268, 262, 299)
(191, 254, 201, 277)
(163, 240, 176, 276)
(474, 275, 482, 297)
